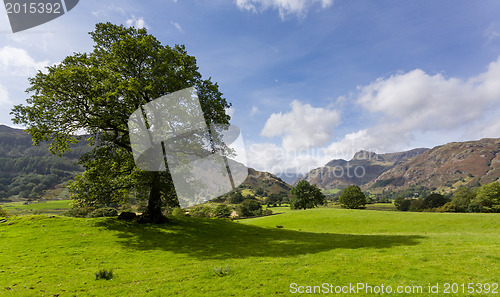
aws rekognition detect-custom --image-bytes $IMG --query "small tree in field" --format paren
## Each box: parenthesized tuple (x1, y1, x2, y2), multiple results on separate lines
(290, 180, 325, 210)
(339, 185, 366, 209)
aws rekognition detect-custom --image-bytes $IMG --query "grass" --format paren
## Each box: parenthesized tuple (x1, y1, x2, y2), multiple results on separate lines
(0, 200, 71, 215)
(0, 208, 498, 296)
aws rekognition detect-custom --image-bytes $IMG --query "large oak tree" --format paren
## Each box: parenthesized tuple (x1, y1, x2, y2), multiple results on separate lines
(11, 23, 231, 223)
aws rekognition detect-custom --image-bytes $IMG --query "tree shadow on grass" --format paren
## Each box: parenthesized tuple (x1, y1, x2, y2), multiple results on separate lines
(94, 217, 425, 260)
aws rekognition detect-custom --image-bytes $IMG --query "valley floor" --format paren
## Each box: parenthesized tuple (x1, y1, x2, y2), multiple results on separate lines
(0, 207, 498, 296)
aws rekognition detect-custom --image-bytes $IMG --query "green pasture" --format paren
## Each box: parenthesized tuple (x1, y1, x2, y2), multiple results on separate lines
(0, 207, 498, 296)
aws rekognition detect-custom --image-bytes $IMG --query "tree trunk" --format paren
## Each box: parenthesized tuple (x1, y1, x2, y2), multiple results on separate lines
(146, 171, 167, 223)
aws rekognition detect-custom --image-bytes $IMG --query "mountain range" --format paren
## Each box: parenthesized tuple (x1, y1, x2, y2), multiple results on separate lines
(296, 137, 500, 194)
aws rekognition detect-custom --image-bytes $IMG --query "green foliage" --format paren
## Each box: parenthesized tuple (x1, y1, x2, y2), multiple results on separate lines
(86, 207, 118, 218)
(451, 186, 476, 212)
(171, 207, 186, 217)
(190, 206, 212, 218)
(473, 182, 500, 212)
(64, 206, 96, 218)
(95, 269, 113, 280)
(408, 199, 426, 212)
(212, 204, 232, 218)
(237, 199, 262, 217)
(423, 193, 449, 209)
(338, 185, 366, 209)
(290, 180, 325, 210)
(435, 202, 457, 212)
(262, 209, 273, 216)
(228, 191, 244, 204)
(394, 197, 411, 211)
(11, 23, 231, 223)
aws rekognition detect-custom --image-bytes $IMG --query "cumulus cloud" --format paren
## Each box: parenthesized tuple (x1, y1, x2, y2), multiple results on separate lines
(235, 0, 333, 19)
(126, 16, 147, 29)
(251, 56, 500, 173)
(0, 46, 49, 76)
(324, 56, 500, 157)
(246, 142, 329, 174)
(0, 84, 11, 106)
(261, 100, 341, 151)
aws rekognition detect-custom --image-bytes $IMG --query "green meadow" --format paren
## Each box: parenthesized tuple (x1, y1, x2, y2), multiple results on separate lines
(0, 205, 499, 296)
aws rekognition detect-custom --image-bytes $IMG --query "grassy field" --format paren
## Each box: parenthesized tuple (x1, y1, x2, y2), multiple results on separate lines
(1, 200, 72, 216)
(0, 207, 498, 296)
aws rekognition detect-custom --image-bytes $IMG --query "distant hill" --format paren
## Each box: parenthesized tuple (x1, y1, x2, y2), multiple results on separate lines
(242, 168, 292, 195)
(0, 125, 291, 201)
(367, 138, 500, 193)
(296, 148, 428, 189)
(0, 125, 89, 201)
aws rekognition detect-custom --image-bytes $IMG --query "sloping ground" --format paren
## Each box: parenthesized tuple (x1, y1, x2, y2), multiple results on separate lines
(368, 138, 500, 192)
(1, 209, 498, 296)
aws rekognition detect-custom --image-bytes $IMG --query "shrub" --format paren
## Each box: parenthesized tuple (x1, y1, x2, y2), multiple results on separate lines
(64, 206, 96, 218)
(237, 199, 262, 217)
(436, 202, 457, 213)
(86, 207, 118, 218)
(394, 197, 411, 211)
(212, 266, 231, 277)
(423, 193, 449, 209)
(211, 204, 232, 218)
(451, 186, 476, 212)
(95, 269, 113, 280)
(409, 199, 426, 212)
(190, 206, 212, 218)
(262, 209, 273, 216)
(171, 207, 186, 217)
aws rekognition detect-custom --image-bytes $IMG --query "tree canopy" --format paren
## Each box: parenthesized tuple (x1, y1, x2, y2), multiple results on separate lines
(11, 23, 231, 223)
(290, 180, 325, 210)
(338, 185, 366, 209)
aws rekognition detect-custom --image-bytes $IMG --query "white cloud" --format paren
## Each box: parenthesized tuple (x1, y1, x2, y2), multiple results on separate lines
(126, 16, 147, 29)
(246, 142, 329, 174)
(171, 21, 183, 32)
(0, 46, 49, 76)
(0, 84, 11, 106)
(250, 105, 259, 116)
(235, 0, 333, 19)
(358, 57, 500, 132)
(324, 55, 500, 156)
(226, 107, 235, 117)
(251, 56, 500, 173)
(261, 100, 340, 150)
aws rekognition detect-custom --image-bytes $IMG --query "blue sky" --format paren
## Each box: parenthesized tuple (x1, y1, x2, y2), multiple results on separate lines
(1, 0, 500, 175)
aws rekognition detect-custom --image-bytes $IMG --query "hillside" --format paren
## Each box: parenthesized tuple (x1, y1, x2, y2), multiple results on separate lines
(296, 148, 428, 190)
(0, 125, 291, 202)
(0, 125, 89, 201)
(368, 137, 500, 192)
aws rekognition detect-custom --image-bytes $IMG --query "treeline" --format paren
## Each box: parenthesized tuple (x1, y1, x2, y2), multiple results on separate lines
(394, 182, 500, 213)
